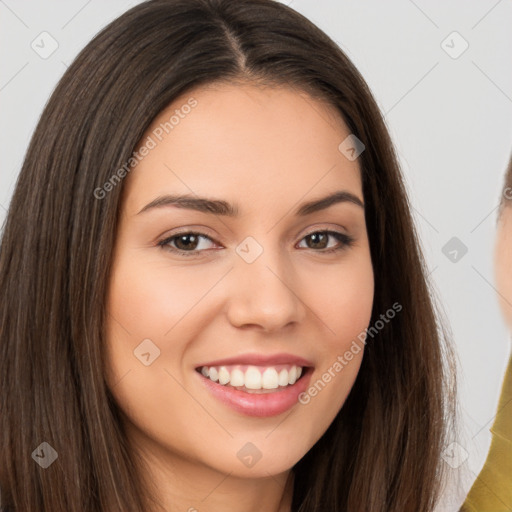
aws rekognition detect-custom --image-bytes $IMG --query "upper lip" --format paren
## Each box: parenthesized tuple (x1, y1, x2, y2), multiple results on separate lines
(195, 352, 314, 369)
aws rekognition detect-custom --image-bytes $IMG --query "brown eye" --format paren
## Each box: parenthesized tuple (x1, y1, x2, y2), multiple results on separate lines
(298, 231, 354, 252)
(157, 232, 217, 256)
(173, 233, 201, 251)
(305, 232, 329, 249)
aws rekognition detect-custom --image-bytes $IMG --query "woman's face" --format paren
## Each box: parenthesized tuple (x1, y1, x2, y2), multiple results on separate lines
(104, 82, 374, 480)
(495, 205, 512, 329)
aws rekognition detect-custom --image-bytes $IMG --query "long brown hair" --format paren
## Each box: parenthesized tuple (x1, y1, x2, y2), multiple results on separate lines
(0, 0, 457, 510)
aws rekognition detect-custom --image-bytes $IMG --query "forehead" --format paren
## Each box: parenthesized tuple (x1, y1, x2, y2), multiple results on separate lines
(122, 82, 363, 214)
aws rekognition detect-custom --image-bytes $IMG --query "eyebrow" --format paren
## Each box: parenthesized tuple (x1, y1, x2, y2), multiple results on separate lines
(137, 190, 364, 217)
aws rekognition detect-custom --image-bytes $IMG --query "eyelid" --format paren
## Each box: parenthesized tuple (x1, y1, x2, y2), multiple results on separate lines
(159, 223, 350, 241)
(299, 223, 350, 238)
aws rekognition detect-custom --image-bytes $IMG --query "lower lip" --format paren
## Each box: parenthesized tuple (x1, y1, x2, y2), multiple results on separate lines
(196, 368, 313, 418)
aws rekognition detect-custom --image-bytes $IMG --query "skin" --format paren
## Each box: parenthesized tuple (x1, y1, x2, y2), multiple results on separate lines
(104, 82, 374, 512)
(495, 205, 512, 328)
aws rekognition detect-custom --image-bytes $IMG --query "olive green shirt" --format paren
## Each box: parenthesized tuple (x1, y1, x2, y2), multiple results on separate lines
(461, 354, 512, 511)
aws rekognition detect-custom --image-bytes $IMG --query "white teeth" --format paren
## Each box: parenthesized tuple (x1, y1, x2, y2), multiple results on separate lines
(278, 369, 289, 387)
(199, 364, 304, 390)
(218, 366, 230, 385)
(288, 366, 297, 385)
(262, 368, 279, 389)
(208, 367, 218, 382)
(230, 368, 245, 387)
(244, 366, 262, 389)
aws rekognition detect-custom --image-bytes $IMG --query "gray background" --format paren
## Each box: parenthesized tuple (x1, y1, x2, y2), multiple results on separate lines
(1, 0, 511, 508)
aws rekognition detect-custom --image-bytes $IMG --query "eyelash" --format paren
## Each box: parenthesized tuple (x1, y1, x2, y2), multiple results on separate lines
(157, 229, 355, 257)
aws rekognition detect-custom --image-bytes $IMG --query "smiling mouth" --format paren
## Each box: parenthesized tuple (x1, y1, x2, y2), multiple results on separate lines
(195, 364, 310, 393)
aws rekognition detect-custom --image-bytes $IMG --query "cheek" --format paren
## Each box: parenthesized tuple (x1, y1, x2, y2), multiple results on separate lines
(311, 253, 375, 347)
(106, 250, 220, 340)
(294, 253, 374, 438)
(103, 252, 200, 410)
(495, 226, 512, 329)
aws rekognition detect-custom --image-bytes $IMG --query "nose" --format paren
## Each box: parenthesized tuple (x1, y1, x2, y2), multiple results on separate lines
(225, 245, 307, 332)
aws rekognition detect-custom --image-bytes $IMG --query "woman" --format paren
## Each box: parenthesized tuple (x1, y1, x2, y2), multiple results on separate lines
(0, 0, 457, 510)
(460, 155, 512, 511)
